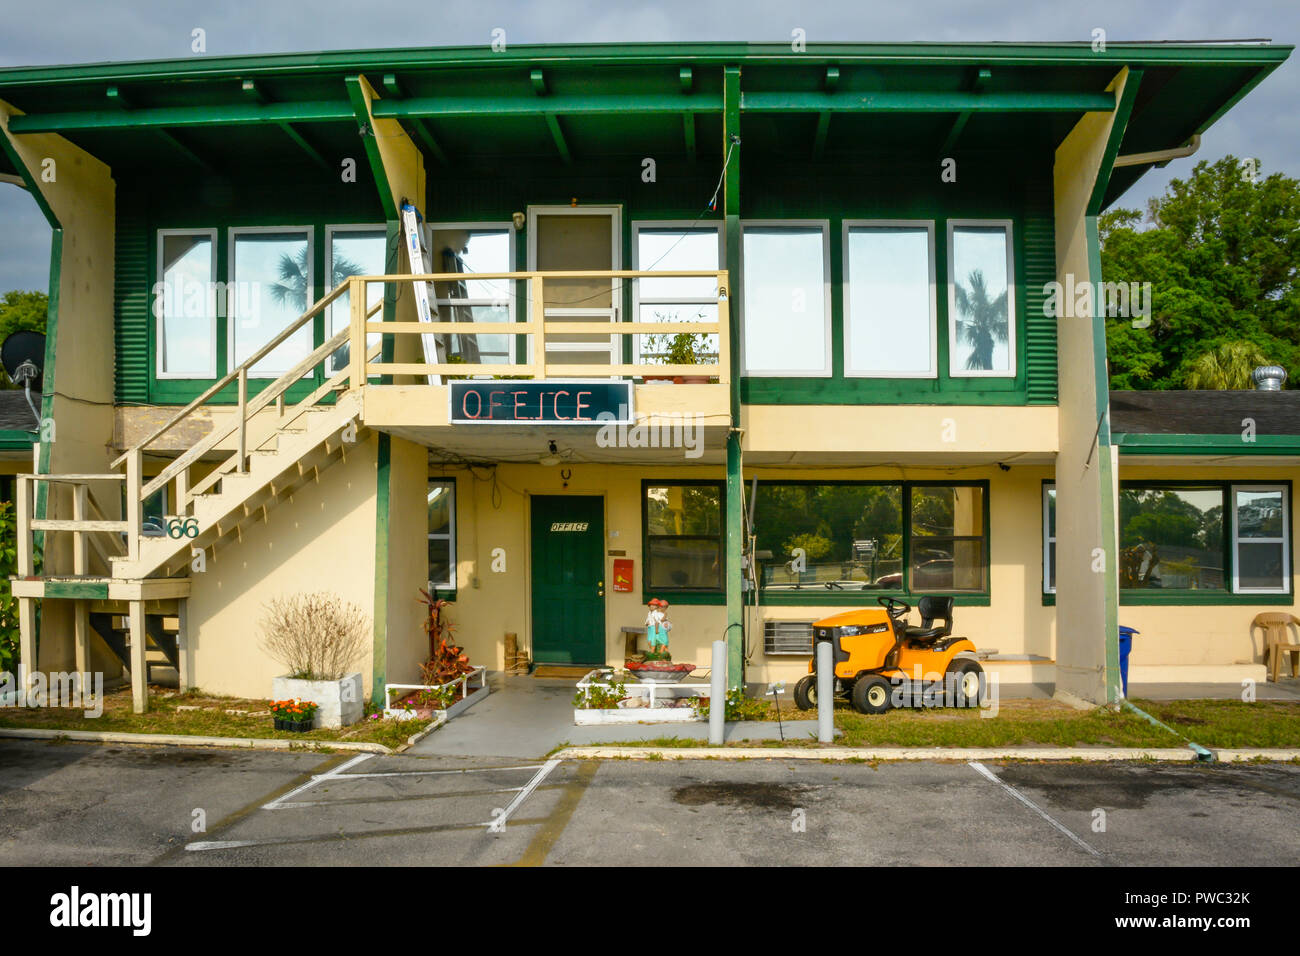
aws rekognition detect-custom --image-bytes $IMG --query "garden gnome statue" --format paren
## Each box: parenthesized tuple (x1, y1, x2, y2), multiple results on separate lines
(645, 598, 672, 652)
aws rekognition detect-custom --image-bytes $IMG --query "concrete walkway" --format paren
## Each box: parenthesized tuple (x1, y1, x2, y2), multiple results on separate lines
(406, 673, 827, 759)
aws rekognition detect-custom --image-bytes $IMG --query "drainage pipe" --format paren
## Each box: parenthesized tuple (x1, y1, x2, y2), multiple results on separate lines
(1112, 133, 1201, 168)
(709, 640, 726, 746)
(1122, 699, 1214, 762)
(816, 640, 833, 743)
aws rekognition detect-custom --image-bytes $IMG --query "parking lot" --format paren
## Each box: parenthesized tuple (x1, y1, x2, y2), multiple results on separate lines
(1, 739, 1298, 867)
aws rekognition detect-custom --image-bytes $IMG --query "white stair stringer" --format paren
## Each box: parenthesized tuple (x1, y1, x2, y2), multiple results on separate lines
(111, 390, 364, 580)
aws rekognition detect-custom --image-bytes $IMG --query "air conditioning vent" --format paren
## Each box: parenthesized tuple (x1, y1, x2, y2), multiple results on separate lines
(764, 620, 814, 656)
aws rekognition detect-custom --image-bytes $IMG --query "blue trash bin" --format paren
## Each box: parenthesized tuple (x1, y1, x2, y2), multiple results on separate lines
(1118, 626, 1139, 696)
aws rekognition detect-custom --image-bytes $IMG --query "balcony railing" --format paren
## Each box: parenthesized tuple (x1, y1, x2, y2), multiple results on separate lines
(345, 270, 731, 384)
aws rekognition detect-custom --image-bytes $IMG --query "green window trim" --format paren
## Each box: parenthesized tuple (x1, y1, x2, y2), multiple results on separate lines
(1041, 479, 1294, 605)
(641, 478, 726, 600)
(751, 478, 992, 601)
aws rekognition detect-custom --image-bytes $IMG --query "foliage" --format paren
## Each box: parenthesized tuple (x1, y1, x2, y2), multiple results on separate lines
(0, 290, 48, 388)
(269, 698, 319, 722)
(574, 678, 627, 709)
(269, 248, 362, 312)
(952, 269, 1009, 371)
(0, 501, 18, 672)
(641, 648, 673, 662)
(260, 592, 370, 681)
(1100, 156, 1300, 389)
(645, 331, 709, 365)
(696, 687, 770, 721)
(417, 589, 473, 686)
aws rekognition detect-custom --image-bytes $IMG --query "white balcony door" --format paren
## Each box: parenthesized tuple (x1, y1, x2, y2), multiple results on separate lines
(528, 206, 620, 370)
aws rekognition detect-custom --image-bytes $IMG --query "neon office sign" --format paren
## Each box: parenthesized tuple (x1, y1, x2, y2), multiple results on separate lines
(448, 380, 634, 425)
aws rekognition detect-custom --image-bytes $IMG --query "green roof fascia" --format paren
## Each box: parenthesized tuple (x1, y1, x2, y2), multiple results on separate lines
(7, 100, 353, 133)
(0, 429, 38, 448)
(0, 41, 1291, 87)
(1113, 432, 1300, 455)
(740, 90, 1117, 112)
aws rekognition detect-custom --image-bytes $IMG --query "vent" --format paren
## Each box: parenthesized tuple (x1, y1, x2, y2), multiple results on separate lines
(764, 620, 814, 656)
(1252, 366, 1287, 391)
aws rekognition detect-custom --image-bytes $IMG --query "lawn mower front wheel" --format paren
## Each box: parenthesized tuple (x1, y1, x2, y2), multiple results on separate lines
(851, 675, 893, 714)
(793, 674, 817, 711)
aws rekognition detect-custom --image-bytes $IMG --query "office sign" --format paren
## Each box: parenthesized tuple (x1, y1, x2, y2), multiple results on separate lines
(448, 380, 634, 425)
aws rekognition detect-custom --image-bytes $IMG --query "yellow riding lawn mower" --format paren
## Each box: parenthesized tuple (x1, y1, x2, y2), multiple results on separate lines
(792, 596, 986, 714)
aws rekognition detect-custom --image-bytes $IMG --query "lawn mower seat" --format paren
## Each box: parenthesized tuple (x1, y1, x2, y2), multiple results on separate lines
(903, 596, 954, 643)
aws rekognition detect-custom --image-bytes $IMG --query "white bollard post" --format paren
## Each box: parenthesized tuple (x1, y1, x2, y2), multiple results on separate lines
(709, 639, 726, 746)
(816, 640, 833, 743)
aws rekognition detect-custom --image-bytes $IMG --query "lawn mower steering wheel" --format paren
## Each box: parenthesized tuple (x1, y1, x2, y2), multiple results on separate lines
(877, 595, 911, 618)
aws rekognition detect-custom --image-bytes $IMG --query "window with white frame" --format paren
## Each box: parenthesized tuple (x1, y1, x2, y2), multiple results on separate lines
(633, 223, 721, 366)
(429, 225, 514, 364)
(740, 223, 830, 376)
(1232, 485, 1290, 593)
(427, 479, 457, 592)
(156, 230, 218, 379)
(844, 222, 936, 377)
(326, 226, 387, 373)
(229, 227, 313, 377)
(948, 221, 1015, 377)
(1044, 481, 1291, 596)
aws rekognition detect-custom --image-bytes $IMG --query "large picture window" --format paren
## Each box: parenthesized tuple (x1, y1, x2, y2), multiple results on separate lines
(1044, 482, 1292, 597)
(948, 221, 1015, 377)
(427, 479, 457, 592)
(752, 481, 988, 595)
(156, 230, 217, 379)
(643, 482, 724, 591)
(844, 222, 936, 377)
(229, 227, 313, 377)
(633, 223, 721, 366)
(740, 223, 830, 376)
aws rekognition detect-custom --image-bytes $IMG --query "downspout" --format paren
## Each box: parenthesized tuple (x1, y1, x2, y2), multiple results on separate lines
(1122, 699, 1215, 762)
(1112, 133, 1201, 168)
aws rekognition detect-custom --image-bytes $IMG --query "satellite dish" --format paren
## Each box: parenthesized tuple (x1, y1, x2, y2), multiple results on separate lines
(1, 331, 45, 392)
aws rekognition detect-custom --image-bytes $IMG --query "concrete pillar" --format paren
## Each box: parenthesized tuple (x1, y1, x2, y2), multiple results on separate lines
(128, 599, 147, 713)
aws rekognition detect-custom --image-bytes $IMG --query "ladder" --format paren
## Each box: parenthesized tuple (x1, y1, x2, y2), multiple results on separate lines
(400, 201, 444, 383)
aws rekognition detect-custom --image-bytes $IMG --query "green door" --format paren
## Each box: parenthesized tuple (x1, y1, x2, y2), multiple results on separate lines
(531, 495, 606, 665)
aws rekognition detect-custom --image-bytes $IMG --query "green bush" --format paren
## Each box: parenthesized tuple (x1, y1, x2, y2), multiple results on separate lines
(0, 501, 18, 672)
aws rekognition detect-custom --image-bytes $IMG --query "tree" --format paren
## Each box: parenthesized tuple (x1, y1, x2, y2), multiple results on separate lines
(0, 290, 48, 388)
(1182, 340, 1273, 390)
(953, 270, 1008, 371)
(1100, 156, 1300, 390)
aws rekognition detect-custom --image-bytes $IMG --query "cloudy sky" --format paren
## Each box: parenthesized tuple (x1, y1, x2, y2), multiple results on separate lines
(1, 0, 1297, 293)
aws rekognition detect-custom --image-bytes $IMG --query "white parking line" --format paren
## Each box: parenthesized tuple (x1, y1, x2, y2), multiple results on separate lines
(968, 761, 1103, 859)
(485, 759, 560, 829)
(261, 753, 374, 810)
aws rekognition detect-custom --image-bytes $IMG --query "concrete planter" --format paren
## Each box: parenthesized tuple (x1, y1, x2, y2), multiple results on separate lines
(272, 672, 363, 728)
(574, 706, 703, 725)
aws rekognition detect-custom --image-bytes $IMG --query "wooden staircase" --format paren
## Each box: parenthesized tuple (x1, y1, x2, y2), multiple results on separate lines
(12, 280, 382, 712)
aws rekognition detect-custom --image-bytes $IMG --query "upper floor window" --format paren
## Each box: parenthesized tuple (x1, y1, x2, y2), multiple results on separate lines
(740, 222, 830, 376)
(156, 230, 217, 379)
(326, 226, 386, 373)
(429, 224, 515, 363)
(229, 227, 313, 378)
(844, 221, 936, 378)
(948, 221, 1015, 378)
(632, 223, 722, 365)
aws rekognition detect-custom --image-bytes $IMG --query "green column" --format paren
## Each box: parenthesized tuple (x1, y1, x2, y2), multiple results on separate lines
(723, 65, 744, 689)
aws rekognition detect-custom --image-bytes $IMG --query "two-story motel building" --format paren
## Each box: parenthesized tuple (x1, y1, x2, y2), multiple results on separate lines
(0, 40, 1294, 713)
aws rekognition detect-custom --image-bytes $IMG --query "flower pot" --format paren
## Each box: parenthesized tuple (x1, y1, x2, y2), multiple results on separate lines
(274, 718, 314, 732)
(672, 375, 711, 384)
(272, 673, 364, 728)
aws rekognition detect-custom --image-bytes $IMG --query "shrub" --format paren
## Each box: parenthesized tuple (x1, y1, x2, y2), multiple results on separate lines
(260, 592, 369, 681)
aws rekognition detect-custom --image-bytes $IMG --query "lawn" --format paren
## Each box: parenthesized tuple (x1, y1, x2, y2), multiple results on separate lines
(599, 698, 1300, 750)
(0, 687, 431, 750)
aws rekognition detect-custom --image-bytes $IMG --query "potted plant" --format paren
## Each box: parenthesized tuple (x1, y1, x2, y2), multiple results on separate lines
(270, 698, 319, 732)
(643, 331, 715, 384)
(262, 592, 369, 728)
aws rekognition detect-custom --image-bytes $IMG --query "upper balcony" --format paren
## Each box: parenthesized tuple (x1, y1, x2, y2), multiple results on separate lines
(349, 269, 733, 460)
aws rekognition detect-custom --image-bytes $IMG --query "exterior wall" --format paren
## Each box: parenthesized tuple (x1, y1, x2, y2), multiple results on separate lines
(1050, 69, 1131, 704)
(441, 461, 1056, 687)
(1114, 463, 1300, 677)
(183, 436, 379, 699)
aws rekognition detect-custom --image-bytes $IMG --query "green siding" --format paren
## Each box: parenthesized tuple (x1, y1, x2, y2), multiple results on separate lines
(114, 202, 150, 403)
(1022, 177, 1058, 404)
